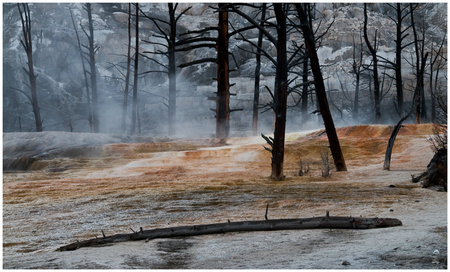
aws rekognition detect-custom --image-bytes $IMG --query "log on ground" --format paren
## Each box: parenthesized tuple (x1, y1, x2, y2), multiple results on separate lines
(57, 213, 402, 251)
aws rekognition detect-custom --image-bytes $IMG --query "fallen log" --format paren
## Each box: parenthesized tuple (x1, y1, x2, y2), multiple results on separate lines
(57, 212, 402, 251)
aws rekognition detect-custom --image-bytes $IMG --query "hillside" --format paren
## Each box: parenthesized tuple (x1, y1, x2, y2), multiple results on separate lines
(3, 3, 447, 134)
(3, 124, 447, 269)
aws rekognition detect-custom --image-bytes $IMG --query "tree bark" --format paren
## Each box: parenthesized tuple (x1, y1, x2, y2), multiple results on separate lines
(18, 4, 43, 132)
(121, 3, 132, 134)
(86, 3, 100, 133)
(363, 4, 381, 124)
(394, 3, 405, 116)
(57, 213, 402, 251)
(168, 3, 177, 136)
(270, 3, 288, 180)
(252, 3, 266, 136)
(216, 3, 230, 139)
(69, 8, 93, 133)
(295, 4, 347, 172)
(383, 114, 409, 170)
(130, 3, 139, 135)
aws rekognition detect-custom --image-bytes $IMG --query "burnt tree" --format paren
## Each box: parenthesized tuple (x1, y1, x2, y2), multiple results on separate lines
(69, 8, 93, 133)
(82, 3, 100, 133)
(177, 4, 241, 139)
(295, 3, 347, 172)
(140, 3, 191, 136)
(380, 4, 413, 117)
(252, 3, 267, 136)
(429, 34, 446, 123)
(230, 3, 290, 180)
(17, 4, 43, 132)
(363, 3, 381, 124)
(121, 3, 133, 134)
(58, 211, 402, 251)
(410, 4, 429, 124)
(351, 33, 365, 120)
(129, 3, 140, 135)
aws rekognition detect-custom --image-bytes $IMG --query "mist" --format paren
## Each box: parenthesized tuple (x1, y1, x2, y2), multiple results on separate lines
(3, 3, 447, 138)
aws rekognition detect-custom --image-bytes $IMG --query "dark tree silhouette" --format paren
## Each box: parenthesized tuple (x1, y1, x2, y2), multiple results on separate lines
(69, 8, 93, 133)
(17, 3, 43, 132)
(140, 3, 192, 136)
(130, 3, 140, 135)
(252, 3, 267, 136)
(363, 3, 381, 124)
(410, 4, 429, 124)
(81, 3, 100, 132)
(379, 4, 413, 117)
(295, 3, 347, 172)
(121, 3, 133, 134)
(177, 4, 241, 139)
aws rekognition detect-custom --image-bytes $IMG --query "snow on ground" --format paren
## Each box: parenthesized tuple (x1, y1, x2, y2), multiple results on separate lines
(2, 124, 447, 269)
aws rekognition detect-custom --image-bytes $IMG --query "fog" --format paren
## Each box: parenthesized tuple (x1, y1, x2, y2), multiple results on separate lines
(3, 3, 447, 138)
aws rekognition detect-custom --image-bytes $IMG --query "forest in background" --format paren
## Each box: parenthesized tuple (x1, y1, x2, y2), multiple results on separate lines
(3, 3, 447, 137)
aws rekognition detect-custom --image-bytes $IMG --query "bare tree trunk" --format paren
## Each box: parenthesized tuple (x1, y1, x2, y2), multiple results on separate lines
(296, 4, 347, 172)
(252, 3, 266, 136)
(270, 3, 288, 180)
(301, 48, 310, 122)
(130, 3, 139, 135)
(216, 3, 230, 139)
(384, 114, 409, 170)
(85, 3, 100, 133)
(394, 3, 405, 116)
(122, 3, 132, 134)
(18, 4, 43, 132)
(168, 3, 177, 136)
(69, 8, 93, 133)
(363, 4, 381, 124)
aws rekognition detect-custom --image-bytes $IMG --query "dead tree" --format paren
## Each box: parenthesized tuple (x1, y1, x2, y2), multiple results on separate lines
(140, 4, 191, 136)
(252, 3, 266, 136)
(429, 35, 447, 123)
(177, 4, 242, 139)
(379, 4, 413, 117)
(57, 211, 402, 251)
(383, 113, 410, 170)
(69, 8, 93, 133)
(130, 3, 140, 135)
(120, 3, 133, 134)
(410, 4, 429, 124)
(351, 33, 365, 120)
(82, 3, 100, 133)
(17, 4, 43, 132)
(363, 4, 381, 124)
(295, 3, 347, 172)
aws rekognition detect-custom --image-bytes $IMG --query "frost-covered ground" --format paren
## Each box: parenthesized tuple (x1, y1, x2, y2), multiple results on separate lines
(3, 124, 447, 269)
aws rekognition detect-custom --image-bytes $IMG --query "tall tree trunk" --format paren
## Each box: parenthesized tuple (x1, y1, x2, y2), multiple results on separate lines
(130, 3, 139, 135)
(86, 3, 100, 133)
(296, 3, 347, 172)
(270, 3, 288, 180)
(18, 4, 43, 132)
(70, 8, 93, 132)
(394, 3, 404, 117)
(122, 3, 132, 134)
(301, 48, 310, 122)
(168, 3, 177, 136)
(363, 4, 381, 124)
(216, 3, 230, 139)
(252, 3, 266, 136)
